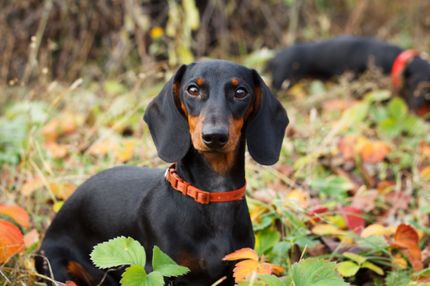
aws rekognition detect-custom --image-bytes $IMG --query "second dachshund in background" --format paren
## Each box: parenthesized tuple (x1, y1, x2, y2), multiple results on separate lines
(268, 36, 430, 114)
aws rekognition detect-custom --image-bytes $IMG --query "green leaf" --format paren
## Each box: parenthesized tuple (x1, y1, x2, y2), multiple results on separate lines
(91, 237, 146, 269)
(120, 265, 147, 286)
(341, 102, 369, 127)
(310, 176, 353, 200)
(146, 271, 165, 286)
(291, 258, 348, 286)
(385, 270, 410, 286)
(255, 227, 280, 255)
(362, 261, 384, 275)
(336, 261, 360, 277)
(387, 97, 408, 120)
(378, 117, 403, 138)
(343, 252, 367, 265)
(258, 274, 285, 286)
(120, 266, 165, 286)
(152, 246, 190, 277)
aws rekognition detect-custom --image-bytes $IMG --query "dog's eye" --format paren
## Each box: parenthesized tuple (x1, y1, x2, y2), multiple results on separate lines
(187, 85, 200, 97)
(234, 87, 248, 99)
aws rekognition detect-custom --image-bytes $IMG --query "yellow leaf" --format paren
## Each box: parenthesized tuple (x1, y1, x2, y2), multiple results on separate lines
(361, 224, 392, 238)
(285, 189, 310, 209)
(115, 139, 137, 162)
(223, 248, 258, 262)
(392, 253, 408, 270)
(420, 166, 430, 181)
(49, 182, 76, 200)
(53, 201, 64, 213)
(312, 224, 346, 236)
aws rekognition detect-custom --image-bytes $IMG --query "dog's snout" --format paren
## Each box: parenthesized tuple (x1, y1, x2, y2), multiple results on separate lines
(202, 127, 229, 149)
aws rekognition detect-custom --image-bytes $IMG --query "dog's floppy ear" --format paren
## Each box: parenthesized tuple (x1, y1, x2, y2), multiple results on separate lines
(246, 70, 289, 165)
(144, 65, 190, 162)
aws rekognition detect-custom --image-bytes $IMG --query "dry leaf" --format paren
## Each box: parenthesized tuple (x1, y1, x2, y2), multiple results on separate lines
(223, 248, 284, 283)
(312, 224, 346, 236)
(45, 142, 69, 158)
(21, 176, 44, 197)
(361, 224, 392, 238)
(420, 166, 430, 181)
(49, 182, 76, 200)
(391, 224, 423, 271)
(0, 205, 30, 229)
(359, 139, 390, 164)
(115, 139, 138, 162)
(0, 220, 25, 263)
(223, 248, 258, 262)
(285, 189, 310, 209)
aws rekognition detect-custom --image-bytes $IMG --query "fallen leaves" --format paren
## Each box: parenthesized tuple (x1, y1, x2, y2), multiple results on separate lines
(0, 220, 25, 263)
(223, 248, 284, 282)
(338, 135, 391, 164)
(390, 224, 423, 271)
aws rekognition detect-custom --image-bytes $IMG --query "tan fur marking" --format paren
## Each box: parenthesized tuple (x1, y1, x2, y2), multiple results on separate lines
(67, 261, 94, 285)
(231, 78, 240, 86)
(196, 77, 205, 86)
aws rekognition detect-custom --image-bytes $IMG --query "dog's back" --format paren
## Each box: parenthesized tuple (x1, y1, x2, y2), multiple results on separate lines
(269, 36, 403, 89)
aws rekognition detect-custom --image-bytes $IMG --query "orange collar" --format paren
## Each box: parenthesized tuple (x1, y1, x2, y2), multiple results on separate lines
(164, 164, 246, 204)
(391, 49, 420, 89)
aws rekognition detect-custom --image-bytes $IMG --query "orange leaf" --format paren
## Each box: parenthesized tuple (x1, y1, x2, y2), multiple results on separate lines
(359, 140, 390, 163)
(259, 262, 285, 276)
(391, 224, 423, 271)
(0, 205, 30, 229)
(223, 248, 258, 262)
(0, 220, 25, 263)
(232, 259, 258, 282)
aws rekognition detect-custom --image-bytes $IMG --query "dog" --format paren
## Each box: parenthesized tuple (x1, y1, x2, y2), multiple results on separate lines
(267, 36, 430, 114)
(35, 60, 289, 285)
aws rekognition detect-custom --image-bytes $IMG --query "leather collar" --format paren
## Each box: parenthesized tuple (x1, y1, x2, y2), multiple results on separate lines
(164, 164, 246, 204)
(391, 49, 419, 89)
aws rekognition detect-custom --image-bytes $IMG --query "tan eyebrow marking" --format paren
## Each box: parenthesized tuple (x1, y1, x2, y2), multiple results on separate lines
(231, 78, 240, 86)
(196, 77, 205, 86)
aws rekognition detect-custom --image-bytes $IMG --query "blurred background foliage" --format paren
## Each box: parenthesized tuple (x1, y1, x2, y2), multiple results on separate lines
(1, 0, 429, 84)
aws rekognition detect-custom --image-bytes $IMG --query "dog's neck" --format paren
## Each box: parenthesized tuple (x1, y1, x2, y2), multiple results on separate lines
(175, 138, 246, 193)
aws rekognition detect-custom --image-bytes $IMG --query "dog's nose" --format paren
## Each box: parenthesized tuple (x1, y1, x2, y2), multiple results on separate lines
(202, 128, 229, 149)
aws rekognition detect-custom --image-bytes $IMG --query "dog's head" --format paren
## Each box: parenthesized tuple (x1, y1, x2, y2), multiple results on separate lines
(403, 58, 430, 116)
(144, 60, 289, 172)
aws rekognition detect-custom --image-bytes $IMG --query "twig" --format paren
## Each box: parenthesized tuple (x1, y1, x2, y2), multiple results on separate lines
(22, 0, 53, 85)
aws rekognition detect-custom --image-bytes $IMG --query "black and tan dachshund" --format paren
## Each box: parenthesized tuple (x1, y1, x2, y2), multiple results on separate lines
(268, 36, 430, 114)
(35, 60, 289, 285)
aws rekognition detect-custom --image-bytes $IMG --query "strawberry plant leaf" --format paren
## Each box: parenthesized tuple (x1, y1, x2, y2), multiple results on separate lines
(120, 265, 147, 286)
(291, 258, 348, 286)
(91, 237, 146, 269)
(152, 246, 190, 277)
(362, 261, 384, 275)
(336, 261, 360, 277)
(258, 274, 285, 286)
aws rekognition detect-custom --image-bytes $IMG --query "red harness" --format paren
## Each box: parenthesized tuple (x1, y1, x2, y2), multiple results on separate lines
(391, 49, 420, 89)
(165, 164, 246, 204)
